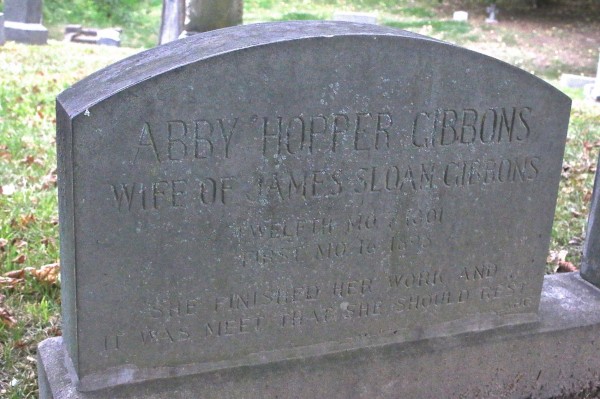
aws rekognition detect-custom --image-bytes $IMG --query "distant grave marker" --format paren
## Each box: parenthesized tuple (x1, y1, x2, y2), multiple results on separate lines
(4, 0, 48, 44)
(0, 13, 5, 46)
(486, 4, 499, 23)
(332, 11, 377, 25)
(453, 11, 469, 21)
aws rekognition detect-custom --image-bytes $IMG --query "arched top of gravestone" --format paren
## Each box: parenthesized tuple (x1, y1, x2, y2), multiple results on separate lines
(57, 21, 567, 117)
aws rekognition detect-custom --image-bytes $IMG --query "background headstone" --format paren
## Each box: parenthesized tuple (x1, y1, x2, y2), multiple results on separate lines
(560, 73, 595, 89)
(452, 11, 469, 21)
(486, 4, 499, 23)
(39, 22, 585, 399)
(183, 0, 242, 34)
(4, 0, 43, 23)
(4, 0, 48, 44)
(0, 14, 5, 46)
(592, 49, 600, 101)
(97, 28, 121, 47)
(63, 26, 121, 47)
(332, 11, 377, 24)
(582, 153, 600, 287)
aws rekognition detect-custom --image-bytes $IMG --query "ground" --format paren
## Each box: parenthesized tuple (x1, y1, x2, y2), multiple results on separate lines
(424, 2, 600, 77)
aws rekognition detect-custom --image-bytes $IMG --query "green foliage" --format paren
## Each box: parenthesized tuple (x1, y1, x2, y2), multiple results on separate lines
(385, 20, 470, 34)
(0, 41, 138, 398)
(390, 6, 435, 18)
(245, 0, 276, 10)
(44, 0, 142, 24)
(384, 20, 473, 42)
(272, 12, 325, 21)
(43, 0, 162, 48)
(550, 100, 600, 269)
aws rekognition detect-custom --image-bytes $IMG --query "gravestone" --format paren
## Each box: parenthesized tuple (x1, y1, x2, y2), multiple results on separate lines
(592, 50, 600, 102)
(64, 26, 121, 47)
(5, 0, 43, 23)
(38, 21, 600, 398)
(0, 14, 5, 46)
(182, 0, 242, 35)
(452, 11, 468, 22)
(4, 0, 48, 44)
(332, 11, 377, 25)
(486, 4, 499, 23)
(582, 153, 600, 287)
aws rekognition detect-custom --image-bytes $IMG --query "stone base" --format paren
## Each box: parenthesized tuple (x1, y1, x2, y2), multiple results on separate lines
(38, 272, 600, 399)
(5, 21, 47, 44)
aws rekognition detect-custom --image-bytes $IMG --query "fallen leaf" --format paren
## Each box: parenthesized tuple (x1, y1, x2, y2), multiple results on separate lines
(583, 140, 600, 149)
(21, 155, 44, 166)
(0, 307, 17, 328)
(41, 171, 57, 189)
(47, 325, 62, 337)
(0, 149, 12, 160)
(41, 237, 55, 246)
(4, 269, 25, 279)
(0, 276, 23, 288)
(557, 260, 578, 273)
(14, 340, 28, 349)
(569, 237, 584, 246)
(29, 263, 60, 284)
(13, 239, 28, 249)
(0, 238, 8, 251)
(12, 254, 26, 264)
(19, 214, 36, 227)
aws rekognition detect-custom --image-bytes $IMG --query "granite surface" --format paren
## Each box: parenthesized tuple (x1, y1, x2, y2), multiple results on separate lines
(54, 22, 571, 391)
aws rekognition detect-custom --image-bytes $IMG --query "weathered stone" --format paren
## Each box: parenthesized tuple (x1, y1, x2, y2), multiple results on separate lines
(452, 11, 469, 22)
(38, 273, 600, 398)
(0, 14, 5, 46)
(592, 49, 600, 101)
(582, 153, 600, 287)
(332, 11, 377, 24)
(560, 73, 595, 89)
(4, 0, 47, 45)
(4, 0, 43, 24)
(48, 21, 571, 394)
(4, 20, 48, 44)
(184, 0, 242, 33)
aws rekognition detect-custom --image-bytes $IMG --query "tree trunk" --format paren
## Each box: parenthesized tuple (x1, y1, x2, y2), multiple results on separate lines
(159, 0, 185, 44)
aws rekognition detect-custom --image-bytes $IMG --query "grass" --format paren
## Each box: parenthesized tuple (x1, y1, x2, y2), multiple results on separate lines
(0, 42, 138, 398)
(0, 1, 599, 397)
(384, 20, 475, 42)
(551, 96, 600, 268)
(42, 0, 162, 48)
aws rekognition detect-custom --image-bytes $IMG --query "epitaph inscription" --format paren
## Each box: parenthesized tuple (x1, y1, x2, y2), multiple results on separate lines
(57, 22, 570, 390)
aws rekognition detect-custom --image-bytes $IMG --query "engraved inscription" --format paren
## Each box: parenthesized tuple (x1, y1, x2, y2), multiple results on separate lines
(130, 107, 535, 165)
(96, 104, 547, 356)
(101, 260, 537, 351)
